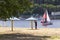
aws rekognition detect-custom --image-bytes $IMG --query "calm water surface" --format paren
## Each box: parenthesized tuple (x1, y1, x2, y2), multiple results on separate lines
(0, 20, 60, 28)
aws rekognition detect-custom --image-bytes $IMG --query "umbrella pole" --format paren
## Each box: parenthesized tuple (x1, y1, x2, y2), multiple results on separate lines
(31, 21, 33, 29)
(11, 20, 13, 31)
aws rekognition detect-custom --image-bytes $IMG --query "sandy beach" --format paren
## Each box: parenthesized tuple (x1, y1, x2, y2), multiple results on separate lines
(0, 27, 60, 40)
(0, 27, 60, 36)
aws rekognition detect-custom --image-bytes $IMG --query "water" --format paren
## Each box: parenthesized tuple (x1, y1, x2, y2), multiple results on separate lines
(0, 20, 60, 28)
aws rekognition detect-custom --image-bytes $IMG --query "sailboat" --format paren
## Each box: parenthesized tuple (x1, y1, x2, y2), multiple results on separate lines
(41, 10, 52, 26)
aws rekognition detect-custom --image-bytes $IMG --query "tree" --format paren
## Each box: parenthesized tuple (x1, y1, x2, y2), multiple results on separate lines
(0, 0, 31, 20)
(0, 0, 32, 31)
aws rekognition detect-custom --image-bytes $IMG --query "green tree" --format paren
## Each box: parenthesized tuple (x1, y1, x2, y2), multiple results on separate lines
(0, 0, 32, 31)
(0, 0, 31, 20)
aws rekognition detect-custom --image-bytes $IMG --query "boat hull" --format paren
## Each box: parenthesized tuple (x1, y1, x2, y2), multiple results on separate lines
(41, 22, 52, 26)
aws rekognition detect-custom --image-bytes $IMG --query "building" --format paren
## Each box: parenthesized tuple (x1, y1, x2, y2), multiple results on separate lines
(51, 12, 60, 19)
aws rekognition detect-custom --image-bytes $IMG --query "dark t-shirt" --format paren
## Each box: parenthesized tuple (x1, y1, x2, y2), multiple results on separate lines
(35, 21, 37, 26)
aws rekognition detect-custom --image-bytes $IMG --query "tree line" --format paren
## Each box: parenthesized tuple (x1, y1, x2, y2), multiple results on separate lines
(0, 0, 60, 20)
(29, 0, 60, 15)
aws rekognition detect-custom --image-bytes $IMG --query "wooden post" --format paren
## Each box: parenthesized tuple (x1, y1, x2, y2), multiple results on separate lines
(11, 20, 13, 31)
(31, 21, 33, 29)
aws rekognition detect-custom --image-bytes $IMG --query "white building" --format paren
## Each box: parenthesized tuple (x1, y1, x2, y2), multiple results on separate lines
(51, 12, 60, 16)
(51, 12, 60, 19)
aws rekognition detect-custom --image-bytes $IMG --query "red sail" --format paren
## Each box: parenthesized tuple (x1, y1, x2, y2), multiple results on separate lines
(43, 12, 47, 19)
(41, 12, 47, 23)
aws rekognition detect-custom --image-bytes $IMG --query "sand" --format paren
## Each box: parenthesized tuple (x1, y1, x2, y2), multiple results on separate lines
(0, 27, 60, 36)
(0, 27, 60, 40)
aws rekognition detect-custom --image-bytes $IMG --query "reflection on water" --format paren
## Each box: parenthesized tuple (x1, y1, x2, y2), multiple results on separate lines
(0, 20, 60, 28)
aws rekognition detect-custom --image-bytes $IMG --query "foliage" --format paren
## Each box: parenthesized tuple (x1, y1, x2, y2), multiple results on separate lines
(0, 0, 31, 20)
(30, 0, 60, 15)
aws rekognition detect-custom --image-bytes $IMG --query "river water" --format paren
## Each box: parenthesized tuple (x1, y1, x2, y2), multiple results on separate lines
(0, 20, 60, 28)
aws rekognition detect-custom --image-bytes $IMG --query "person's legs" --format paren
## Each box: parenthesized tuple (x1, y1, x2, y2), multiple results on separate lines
(35, 26, 37, 29)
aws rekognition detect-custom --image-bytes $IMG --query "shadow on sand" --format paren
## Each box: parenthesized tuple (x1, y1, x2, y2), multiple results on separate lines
(0, 33, 51, 40)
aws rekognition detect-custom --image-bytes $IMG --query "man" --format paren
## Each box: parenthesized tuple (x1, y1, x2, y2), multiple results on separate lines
(34, 20, 37, 29)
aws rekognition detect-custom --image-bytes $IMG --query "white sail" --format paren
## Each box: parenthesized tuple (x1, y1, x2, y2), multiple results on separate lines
(46, 10, 50, 22)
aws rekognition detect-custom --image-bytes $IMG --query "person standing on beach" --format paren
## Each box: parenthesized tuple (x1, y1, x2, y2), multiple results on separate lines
(34, 20, 37, 29)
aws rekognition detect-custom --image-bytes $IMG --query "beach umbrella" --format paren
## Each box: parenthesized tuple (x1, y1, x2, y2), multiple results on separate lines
(10, 17, 20, 20)
(26, 16, 37, 29)
(10, 17, 20, 31)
